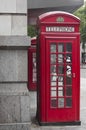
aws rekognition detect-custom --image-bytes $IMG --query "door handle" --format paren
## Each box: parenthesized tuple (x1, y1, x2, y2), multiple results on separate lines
(73, 73, 76, 78)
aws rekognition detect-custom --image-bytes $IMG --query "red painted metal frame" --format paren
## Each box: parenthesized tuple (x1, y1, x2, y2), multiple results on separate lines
(37, 11, 80, 125)
(28, 37, 37, 91)
(45, 36, 80, 122)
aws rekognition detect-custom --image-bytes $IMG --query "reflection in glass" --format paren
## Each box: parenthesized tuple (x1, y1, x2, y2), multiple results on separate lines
(33, 57, 36, 69)
(58, 43, 64, 52)
(58, 91, 64, 97)
(58, 76, 64, 86)
(51, 87, 56, 90)
(33, 53, 36, 57)
(50, 44, 56, 52)
(33, 73, 36, 82)
(51, 65, 56, 74)
(58, 98, 64, 108)
(32, 53, 36, 82)
(66, 76, 72, 85)
(58, 54, 64, 63)
(51, 82, 57, 86)
(66, 87, 72, 96)
(66, 98, 72, 107)
(58, 65, 64, 74)
(66, 65, 71, 76)
(51, 75, 57, 81)
(51, 90, 57, 97)
(66, 43, 72, 52)
(66, 54, 72, 63)
(51, 54, 56, 64)
(51, 98, 57, 107)
(58, 87, 63, 90)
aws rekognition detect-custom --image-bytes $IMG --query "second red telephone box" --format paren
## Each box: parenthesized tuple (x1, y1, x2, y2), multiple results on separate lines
(28, 37, 37, 91)
(36, 11, 81, 125)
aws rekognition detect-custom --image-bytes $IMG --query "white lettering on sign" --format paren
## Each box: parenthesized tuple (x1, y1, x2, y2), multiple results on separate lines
(46, 27, 75, 32)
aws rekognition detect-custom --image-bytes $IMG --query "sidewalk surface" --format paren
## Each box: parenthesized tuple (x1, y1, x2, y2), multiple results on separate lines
(29, 67, 86, 130)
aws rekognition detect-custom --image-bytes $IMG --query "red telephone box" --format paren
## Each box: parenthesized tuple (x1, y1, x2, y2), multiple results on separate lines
(37, 11, 81, 125)
(28, 37, 37, 91)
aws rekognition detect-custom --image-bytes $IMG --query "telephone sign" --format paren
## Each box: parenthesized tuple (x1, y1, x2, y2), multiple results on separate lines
(46, 26, 75, 32)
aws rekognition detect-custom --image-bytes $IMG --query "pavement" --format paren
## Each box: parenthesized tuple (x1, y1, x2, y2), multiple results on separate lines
(29, 66, 86, 130)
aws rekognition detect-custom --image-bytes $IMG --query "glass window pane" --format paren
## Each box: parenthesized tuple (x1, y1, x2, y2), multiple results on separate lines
(51, 87, 56, 90)
(51, 91, 57, 97)
(33, 53, 36, 57)
(51, 54, 56, 64)
(51, 75, 57, 81)
(58, 65, 64, 74)
(66, 87, 72, 96)
(66, 76, 72, 85)
(58, 87, 63, 90)
(51, 82, 57, 86)
(51, 98, 57, 107)
(33, 68, 36, 73)
(51, 65, 56, 74)
(33, 58, 36, 68)
(66, 65, 72, 76)
(66, 54, 72, 63)
(32, 54, 37, 82)
(58, 76, 64, 86)
(58, 98, 64, 108)
(58, 43, 64, 52)
(33, 73, 36, 82)
(66, 98, 72, 107)
(58, 91, 64, 96)
(58, 54, 64, 63)
(66, 43, 72, 52)
(50, 44, 56, 52)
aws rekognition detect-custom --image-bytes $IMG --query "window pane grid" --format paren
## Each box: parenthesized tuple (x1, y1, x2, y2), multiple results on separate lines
(50, 42, 72, 108)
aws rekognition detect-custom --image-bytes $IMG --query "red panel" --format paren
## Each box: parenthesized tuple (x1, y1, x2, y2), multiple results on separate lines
(45, 37, 80, 122)
(28, 37, 37, 91)
(28, 47, 37, 91)
(38, 11, 80, 24)
(37, 11, 80, 124)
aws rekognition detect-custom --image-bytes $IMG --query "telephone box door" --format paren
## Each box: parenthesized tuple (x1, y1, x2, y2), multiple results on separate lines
(45, 37, 80, 122)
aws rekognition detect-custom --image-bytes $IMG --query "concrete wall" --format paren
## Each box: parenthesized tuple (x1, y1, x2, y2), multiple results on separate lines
(0, 0, 27, 13)
(0, 0, 27, 35)
(0, 0, 31, 129)
(28, 0, 84, 9)
(0, 15, 27, 35)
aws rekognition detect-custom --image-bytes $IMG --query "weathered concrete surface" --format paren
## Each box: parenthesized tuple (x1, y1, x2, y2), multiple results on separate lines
(0, 50, 28, 82)
(0, 36, 30, 49)
(0, 95, 30, 123)
(0, 123, 30, 130)
(0, 0, 30, 129)
(0, 0, 27, 13)
(0, 15, 27, 35)
(0, 83, 29, 95)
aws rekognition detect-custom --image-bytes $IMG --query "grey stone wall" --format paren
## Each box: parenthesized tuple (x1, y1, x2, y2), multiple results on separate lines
(0, 0, 32, 128)
(0, 0, 27, 13)
(0, 95, 30, 123)
(0, 36, 31, 124)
